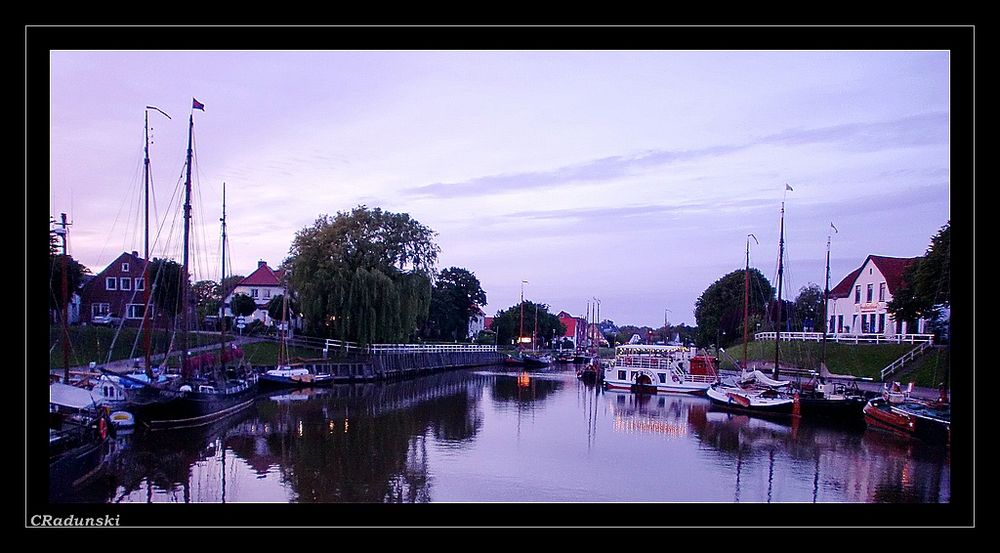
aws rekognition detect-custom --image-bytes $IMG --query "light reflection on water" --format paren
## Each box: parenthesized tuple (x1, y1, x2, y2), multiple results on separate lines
(56, 365, 950, 503)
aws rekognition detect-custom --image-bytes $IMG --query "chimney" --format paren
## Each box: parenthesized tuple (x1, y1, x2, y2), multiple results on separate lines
(132, 251, 139, 259)
(258, 260, 267, 268)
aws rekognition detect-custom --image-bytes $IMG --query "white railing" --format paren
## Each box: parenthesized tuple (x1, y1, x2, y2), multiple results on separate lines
(324, 339, 497, 355)
(753, 332, 934, 345)
(880, 342, 934, 381)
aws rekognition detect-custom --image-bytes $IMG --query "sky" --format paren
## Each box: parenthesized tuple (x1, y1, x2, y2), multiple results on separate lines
(48, 50, 951, 327)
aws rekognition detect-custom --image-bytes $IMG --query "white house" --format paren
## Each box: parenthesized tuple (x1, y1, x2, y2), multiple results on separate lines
(223, 260, 289, 326)
(467, 306, 486, 339)
(826, 255, 929, 337)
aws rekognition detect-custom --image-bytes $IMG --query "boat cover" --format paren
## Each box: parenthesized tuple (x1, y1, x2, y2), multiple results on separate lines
(751, 371, 791, 388)
(49, 383, 103, 410)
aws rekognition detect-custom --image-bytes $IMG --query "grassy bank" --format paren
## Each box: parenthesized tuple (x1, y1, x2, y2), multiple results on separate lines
(718, 339, 949, 387)
(48, 326, 232, 369)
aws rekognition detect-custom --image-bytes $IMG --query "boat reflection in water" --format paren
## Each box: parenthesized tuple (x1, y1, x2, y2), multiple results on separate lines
(53, 365, 949, 503)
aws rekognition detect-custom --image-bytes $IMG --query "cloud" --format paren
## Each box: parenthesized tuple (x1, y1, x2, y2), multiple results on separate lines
(400, 112, 948, 200)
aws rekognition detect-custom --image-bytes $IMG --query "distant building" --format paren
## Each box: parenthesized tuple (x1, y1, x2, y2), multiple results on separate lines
(826, 255, 930, 336)
(78, 251, 163, 326)
(223, 260, 288, 326)
(556, 311, 587, 347)
(468, 306, 486, 339)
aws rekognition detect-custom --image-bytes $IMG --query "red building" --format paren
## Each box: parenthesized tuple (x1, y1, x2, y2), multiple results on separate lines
(557, 311, 587, 348)
(78, 251, 162, 326)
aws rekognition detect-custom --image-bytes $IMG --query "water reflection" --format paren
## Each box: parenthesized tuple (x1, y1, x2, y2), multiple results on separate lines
(55, 365, 950, 503)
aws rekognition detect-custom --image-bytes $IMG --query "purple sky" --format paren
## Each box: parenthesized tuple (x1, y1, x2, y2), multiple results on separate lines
(49, 50, 950, 327)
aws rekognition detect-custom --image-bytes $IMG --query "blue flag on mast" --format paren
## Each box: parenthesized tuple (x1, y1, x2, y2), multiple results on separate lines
(192, 98, 205, 111)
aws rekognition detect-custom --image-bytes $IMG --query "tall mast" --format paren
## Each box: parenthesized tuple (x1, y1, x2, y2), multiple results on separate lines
(743, 233, 758, 373)
(141, 106, 170, 379)
(773, 202, 786, 380)
(220, 182, 227, 375)
(181, 111, 194, 378)
(821, 224, 835, 372)
(519, 280, 526, 351)
(55, 214, 70, 383)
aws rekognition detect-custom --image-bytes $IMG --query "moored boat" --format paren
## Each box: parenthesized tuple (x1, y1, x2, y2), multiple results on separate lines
(863, 383, 950, 444)
(705, 381, 796, 413)
(602, 345, 716, 393)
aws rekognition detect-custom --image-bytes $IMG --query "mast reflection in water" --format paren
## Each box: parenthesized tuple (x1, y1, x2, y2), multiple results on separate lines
(57, 365, 949, 503)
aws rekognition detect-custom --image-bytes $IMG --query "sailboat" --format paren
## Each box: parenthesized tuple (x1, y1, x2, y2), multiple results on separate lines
(260, 285, 335, 388)
(706, 205, 795, 414)
(112, 99, 259, 428)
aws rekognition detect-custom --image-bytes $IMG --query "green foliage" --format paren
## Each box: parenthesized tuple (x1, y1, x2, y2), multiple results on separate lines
(474, 330, 497, 345)
(286, 205, 438, 344)
(230, 293, 258, 317)
(793, 283, 824, 331)
(192, 279, 221, 321)
(491, 301, 565, 347)
(49, 254, 89, 311)
(148, 258, 185, 318)
(888, 222, 950, 321)
(266, 294, 298, 322)
(695, 268, 774, 347)
(426, 267, 488, 341)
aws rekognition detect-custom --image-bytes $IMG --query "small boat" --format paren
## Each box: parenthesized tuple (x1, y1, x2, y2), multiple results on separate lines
(602, 345, 717, 394)
(705, 381, 796, 413)
(863, 382, 950, 444)
(522, 353, 552, 368)
(260, 364, 335, 388)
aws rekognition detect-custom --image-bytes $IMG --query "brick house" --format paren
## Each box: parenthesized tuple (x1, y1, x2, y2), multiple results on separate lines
(78, 251, 162, 326)
(556, 311, 588, 348)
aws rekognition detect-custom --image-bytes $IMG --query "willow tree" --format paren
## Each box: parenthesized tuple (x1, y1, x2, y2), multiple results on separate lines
(286, 206, 438, 344)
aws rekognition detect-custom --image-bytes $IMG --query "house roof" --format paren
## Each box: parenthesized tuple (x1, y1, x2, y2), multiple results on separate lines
(239, 262, 285, 287)
(829, 255, 919, 298)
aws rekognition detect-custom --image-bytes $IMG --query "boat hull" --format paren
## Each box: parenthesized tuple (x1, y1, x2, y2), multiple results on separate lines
(126, 383, 258, 428)
(260, 373, 334, 389)
(705, 384, 795, 413)
(863, 398, 950, 444)
(603, 378, 710, 394)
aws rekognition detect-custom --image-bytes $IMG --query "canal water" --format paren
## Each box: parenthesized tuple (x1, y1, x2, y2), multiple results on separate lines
(55, 365, 950, 503)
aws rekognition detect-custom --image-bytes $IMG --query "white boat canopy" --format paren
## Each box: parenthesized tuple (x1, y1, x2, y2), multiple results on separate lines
(49, 383, 104, 410)
(615, 344, 691, 354)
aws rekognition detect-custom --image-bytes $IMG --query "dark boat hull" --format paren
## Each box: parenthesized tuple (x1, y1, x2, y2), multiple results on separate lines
(259, 374, 334, 389)
(127, 384, 258, 428)
(796, 395, 869, 422)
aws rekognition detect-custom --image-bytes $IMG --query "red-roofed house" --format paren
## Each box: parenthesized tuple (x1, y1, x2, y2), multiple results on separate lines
(557, 311, 587, 348)
(826, 255, 928, 336)
(78, 251, 165, 327)
(223, 260, 288, 325)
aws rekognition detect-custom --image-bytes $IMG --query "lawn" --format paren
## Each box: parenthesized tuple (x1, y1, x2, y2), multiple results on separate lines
(48, 326, 232, 369)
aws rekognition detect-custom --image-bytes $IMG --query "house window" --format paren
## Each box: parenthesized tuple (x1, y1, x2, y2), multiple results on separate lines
(120, 277, 131, 291)
(264, 289, 271, 298)
(126, 304, 149, 319)
(135, 277, 145, 291)
(251, 289, 259, 298)
(829, 316, 836, 333)
(658, 373, 667, 384)
(861, 315, 868, 333)
(878, 314, 886, 333)
(866, 284, 873, 303)
(854, 285, 861, 303)
(879, 282, 886, 302)
(618, 370, 626, 381)
(106, 277, 117, 290)
(91, 303, 110, 317)
(122, 262, 129, 272)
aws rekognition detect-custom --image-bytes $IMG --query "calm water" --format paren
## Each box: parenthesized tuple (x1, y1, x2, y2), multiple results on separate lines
(56, 365, 950, 503)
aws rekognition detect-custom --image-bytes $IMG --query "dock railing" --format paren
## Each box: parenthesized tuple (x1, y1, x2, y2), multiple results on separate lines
(753, 332, 934, 345)
(323, 339, 497, 356)
(880, 341, 934, 381)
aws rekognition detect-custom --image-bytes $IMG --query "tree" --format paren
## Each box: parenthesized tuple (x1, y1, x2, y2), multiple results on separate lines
(266, 294, 299, 322)
(230, 293, 257, 318)
(695, 268, 774, 348)
(49, 254, 88, 313)
(491, 301, 565, 348)
(148, 258, 185, 320)
(286, 205, 439, 344)
(793, 283, 824, 332)
(888, 222, 950, 322)
(192, 279, 221, 322)
(426, 267, 488, 341)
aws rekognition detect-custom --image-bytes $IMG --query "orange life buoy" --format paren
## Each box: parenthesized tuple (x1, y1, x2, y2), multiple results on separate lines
(98, 416, 107, 440)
